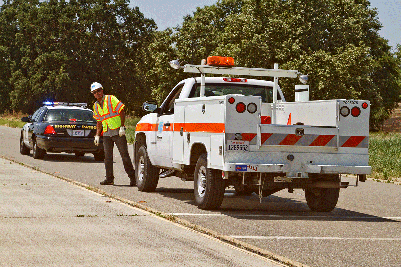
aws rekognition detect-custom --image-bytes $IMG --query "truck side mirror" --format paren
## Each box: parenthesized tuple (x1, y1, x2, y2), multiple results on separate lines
(142, 102, 158, 112)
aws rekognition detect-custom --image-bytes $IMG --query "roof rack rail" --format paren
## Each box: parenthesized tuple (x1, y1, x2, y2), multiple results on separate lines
(43, 102, 88, 108)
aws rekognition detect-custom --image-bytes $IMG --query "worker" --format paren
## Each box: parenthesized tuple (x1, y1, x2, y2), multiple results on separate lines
(91, 82, 136, 186)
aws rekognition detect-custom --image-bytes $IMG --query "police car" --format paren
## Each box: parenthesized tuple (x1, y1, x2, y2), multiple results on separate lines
(20, 102, 104, 160)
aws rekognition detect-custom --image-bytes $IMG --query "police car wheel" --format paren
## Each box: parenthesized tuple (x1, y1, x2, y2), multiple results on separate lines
(193, 153, 225, 210)
(32, 140, 45, 159)
(135, 146, 159, 192)
(20, 135, 30, 155)
(305, 187, 340, 212)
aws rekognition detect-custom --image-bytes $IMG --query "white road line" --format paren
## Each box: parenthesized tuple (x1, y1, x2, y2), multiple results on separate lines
(230, 236, 401, 241)
(170, 213, 401, 220)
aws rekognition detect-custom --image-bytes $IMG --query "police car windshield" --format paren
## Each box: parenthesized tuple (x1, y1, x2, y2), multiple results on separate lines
(43, 109, 96, 123)
(192, 83, 278, 102)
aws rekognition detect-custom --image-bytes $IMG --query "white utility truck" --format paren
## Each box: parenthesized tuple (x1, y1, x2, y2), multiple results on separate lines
(134, 56, 371, 211)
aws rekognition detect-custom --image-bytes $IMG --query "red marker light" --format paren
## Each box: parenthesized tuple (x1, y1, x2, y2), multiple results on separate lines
(236, 102, 246, 113)
(228, 97, 235, 104)
(362, 102, 368, 109)
(351, 107, 361, 117)
(44, 125, 56, 135)
(223, 78, 247, 82)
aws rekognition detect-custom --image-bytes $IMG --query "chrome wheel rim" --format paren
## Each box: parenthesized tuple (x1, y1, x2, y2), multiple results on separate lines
(197, 166, 207, 198)
(138, 156, 145, 183)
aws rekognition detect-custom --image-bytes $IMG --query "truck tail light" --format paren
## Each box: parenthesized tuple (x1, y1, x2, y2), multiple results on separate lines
(247, 103, 257, 113)
(236, 102, 246, 113)
(44, 125, 56, 135)
(351, 107, 361, 117)
(362, 102, 368, 109)
(340, 106, 350, 117)
(223, 78, 247, 82)
(228, 97, 235, 104)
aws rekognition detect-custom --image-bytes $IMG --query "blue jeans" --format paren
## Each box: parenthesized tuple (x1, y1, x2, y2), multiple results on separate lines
(103, 135, 135, 182)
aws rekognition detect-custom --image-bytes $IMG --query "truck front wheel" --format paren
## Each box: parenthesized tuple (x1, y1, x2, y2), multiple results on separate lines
(305, 187, 340, 212)
(136, 146, 160, 192)
(194, 153, 225, 210)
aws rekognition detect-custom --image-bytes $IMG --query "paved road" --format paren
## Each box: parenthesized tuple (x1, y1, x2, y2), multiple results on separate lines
(0, 157, 282, 267)
(2, 125, 401, 266)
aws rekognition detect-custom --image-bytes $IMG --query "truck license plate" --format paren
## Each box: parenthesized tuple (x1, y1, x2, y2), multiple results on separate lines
(72, 130, 84, 137)
(227, 140, 249, 151)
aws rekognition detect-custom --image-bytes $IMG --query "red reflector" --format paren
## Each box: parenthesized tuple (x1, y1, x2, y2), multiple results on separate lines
(44, 125, 56, 135)
(236, 102, 246, 113)
(261, 116, 271, 124)
(223, 78, 247, 82)
(228, 97, 235, 104)
(351, 107, 361, 117)
(69, 118, 77, 122)
(362, 102, 368, 109)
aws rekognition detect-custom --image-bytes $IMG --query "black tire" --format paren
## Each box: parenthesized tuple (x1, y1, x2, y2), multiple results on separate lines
(32, 139, 45, 159)
(135, 146, 159, 192)
(194, 153, 225, 210)
(93, 150, 105, 161)
(75, 152, 85, 157)
(305, 187, 340, 212)
(20, 135, 30, 155)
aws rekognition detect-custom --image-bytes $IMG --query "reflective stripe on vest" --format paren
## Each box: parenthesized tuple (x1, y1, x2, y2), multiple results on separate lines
(93, 95, 124, 131)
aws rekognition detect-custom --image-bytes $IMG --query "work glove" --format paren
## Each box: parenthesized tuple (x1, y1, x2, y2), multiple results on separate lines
(94, 135, 100, 146)
(119, 126, 126, 137)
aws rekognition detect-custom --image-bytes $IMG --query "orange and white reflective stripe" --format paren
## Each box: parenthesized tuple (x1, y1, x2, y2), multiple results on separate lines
(226, 133, 368, 148)
(135, 123, 368, 148)
(135, 122, 225, 133)
(173, 123, 225, 133)
(135, 123, 158, 131)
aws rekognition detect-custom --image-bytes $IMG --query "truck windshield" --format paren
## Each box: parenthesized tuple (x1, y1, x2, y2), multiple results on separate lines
(191, 83, 278, 103)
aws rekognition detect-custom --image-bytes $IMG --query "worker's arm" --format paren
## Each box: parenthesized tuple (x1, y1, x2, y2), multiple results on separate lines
(96, 121, 102, 136)
(120, 108, 125, 127)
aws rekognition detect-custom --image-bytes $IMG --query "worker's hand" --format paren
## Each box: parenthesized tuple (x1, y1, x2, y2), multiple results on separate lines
(119, 126, 126, 137)
(94, 135, 100, 146)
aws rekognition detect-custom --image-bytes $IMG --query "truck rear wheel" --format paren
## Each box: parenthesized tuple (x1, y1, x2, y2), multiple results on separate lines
(305, 187, 340, 212)
(136, 146, 160, 192)
(194, 153, 225, 210)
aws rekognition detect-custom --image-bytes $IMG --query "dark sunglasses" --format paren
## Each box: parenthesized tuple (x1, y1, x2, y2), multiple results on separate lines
(92, 89, 102, 94)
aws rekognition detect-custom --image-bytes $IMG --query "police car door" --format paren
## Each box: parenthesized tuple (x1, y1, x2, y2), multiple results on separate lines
(154, 83, 184, 168)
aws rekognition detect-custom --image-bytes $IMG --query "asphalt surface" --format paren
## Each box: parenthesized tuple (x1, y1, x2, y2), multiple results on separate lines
(0, 157, 282, 267)
(2, 125, 401, 266)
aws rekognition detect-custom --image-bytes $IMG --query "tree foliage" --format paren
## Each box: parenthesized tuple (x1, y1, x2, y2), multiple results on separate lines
(0, 0, 156, 114)
(149, 0, 401, 129)
(0, 0, 400, 129)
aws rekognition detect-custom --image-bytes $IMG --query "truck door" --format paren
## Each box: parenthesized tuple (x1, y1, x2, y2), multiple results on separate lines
(154, 83, 184, 168)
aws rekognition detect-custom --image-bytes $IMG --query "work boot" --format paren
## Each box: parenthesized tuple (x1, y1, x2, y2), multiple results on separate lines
(100, 178, 114, 185)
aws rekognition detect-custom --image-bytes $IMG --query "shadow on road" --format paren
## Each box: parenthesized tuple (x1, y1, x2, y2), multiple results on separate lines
(37, 153, 102, 163)
(155, 187, 400, 223)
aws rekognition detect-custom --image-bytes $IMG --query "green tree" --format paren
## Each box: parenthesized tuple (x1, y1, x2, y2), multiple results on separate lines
(0, 0, 156, 114)
(166, 0, 401, 129)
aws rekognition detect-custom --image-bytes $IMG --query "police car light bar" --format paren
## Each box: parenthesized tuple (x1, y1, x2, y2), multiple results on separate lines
(42, 102, 87, 108)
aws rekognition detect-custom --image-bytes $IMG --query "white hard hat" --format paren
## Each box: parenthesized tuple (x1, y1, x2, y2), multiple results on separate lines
(90, 82, 103, 92)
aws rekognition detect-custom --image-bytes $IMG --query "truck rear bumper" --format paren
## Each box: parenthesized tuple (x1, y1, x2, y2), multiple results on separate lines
(223, 163, 371, 175)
